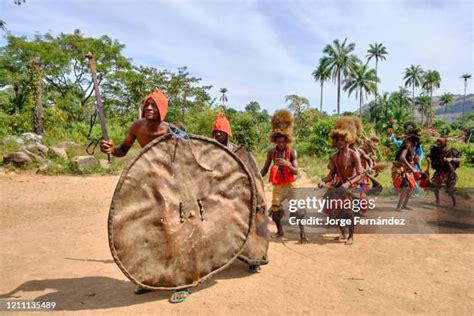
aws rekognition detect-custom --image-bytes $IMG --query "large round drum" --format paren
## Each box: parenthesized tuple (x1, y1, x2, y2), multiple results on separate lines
(109, 134, 256, 290)
(233, 146, 269, 265)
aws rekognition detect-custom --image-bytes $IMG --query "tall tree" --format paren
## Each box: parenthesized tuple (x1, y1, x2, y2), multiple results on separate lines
(322, 38, 359, 114)
(285, 94, 310, 138)
(391, 87, 411, 107)
(416, 95, 431, 127)
(403, 65, 424, 117)
(285, 94, 310, 118)
(342, 63, 378, 116)
(366, 42, 388, 98)
(422, 70, 441, 127)
(312, 58, 331, 112)
(26, 59, 44, 135)
(0, 31, 132, 121)
(219, 87, 228, 110)
(440, 92, 454, 119)
(461, 73, 472, 119)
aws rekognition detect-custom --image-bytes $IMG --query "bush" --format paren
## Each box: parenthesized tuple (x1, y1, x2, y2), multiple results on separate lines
(307, 116, 337, 157)
(292, 141, 314, 156)
(0, 111, 33, 138)
(457, 143, 474, 165)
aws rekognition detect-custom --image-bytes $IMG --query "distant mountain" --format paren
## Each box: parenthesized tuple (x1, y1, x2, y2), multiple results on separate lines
(360, 94, 474, 121)
(430, 94, 474, 121)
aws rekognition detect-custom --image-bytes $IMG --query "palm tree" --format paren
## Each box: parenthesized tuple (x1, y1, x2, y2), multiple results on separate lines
(422, 70, 441, 127)
(461, 73, 472, 119)
(440, 92, 455, 119)
(416, 95, 431, 127)
(312, 58, 331, 112)
(219, 87, 228, 110)
(403, 65, 424, 116)
(343, 63, 378, 116)
(366, 43, 388, 98)
(323, 38, 360, 114)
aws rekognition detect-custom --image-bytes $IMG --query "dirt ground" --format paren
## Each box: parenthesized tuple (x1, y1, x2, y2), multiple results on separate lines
(0, 170, 473, 315)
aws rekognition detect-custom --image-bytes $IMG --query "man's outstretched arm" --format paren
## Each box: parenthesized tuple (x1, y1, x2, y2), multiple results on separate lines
(100, 124, 136, 157)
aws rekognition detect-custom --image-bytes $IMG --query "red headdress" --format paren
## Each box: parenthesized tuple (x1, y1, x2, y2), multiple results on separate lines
(142, 88, 168, 121)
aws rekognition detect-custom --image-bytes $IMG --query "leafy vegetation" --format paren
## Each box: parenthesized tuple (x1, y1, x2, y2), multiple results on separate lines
(0, 32, 472, 184)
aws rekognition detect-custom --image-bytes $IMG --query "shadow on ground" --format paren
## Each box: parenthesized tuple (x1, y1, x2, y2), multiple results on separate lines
(0, 260, 253, 310)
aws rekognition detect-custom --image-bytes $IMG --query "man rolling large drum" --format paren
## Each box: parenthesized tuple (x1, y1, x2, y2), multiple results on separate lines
(101, 90, 258, 303)
(211, 113, 270, 273)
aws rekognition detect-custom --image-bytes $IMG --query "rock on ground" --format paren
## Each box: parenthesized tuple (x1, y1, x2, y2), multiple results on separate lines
(3, 152, 33, 166)
(21, 132, 43, 144)
(36, 160, 54, 173)
(25, 144, 49, 158)
(71, 156, 98, 172)
(48, 147, 68, 160)
(20, 149, 45, 163)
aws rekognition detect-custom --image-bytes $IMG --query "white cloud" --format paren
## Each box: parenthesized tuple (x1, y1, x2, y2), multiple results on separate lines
(1, 0, 472, 114)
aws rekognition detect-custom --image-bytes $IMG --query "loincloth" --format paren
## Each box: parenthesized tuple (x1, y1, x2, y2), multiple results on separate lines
(391, 161, 416, 192)
(431, 170, 457, 194)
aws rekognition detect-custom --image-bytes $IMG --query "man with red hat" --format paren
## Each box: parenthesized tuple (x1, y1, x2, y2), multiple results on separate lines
(100, 89, 192, 302)
(212, 113, 270, 273)
(212, 113, 236, 150)
(100, 88, 170, 156)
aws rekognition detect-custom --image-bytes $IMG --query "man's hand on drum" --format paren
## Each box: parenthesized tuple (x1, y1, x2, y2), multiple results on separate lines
(100, 140, 114, 154)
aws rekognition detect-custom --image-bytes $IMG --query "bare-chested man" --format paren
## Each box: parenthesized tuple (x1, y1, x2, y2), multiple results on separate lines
(427, 138, 461, 207)
(100, 89, 190, 303)
(355, 137, 384, 194)
(320, 123, 366, 245)
(391, 132, 419, 211)
(100, 88, 169, 156)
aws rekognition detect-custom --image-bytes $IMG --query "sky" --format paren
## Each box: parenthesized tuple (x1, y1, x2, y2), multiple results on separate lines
(1, 0, 473, 113)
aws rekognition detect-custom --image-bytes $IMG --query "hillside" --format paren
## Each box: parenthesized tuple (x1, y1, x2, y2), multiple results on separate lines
(360, 94, 473, 121)
(431, 94, 474, 121)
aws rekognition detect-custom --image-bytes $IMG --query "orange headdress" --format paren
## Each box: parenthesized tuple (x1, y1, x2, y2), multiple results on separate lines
(212, 113, 232, 137)
(142, 88, 168, 121)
